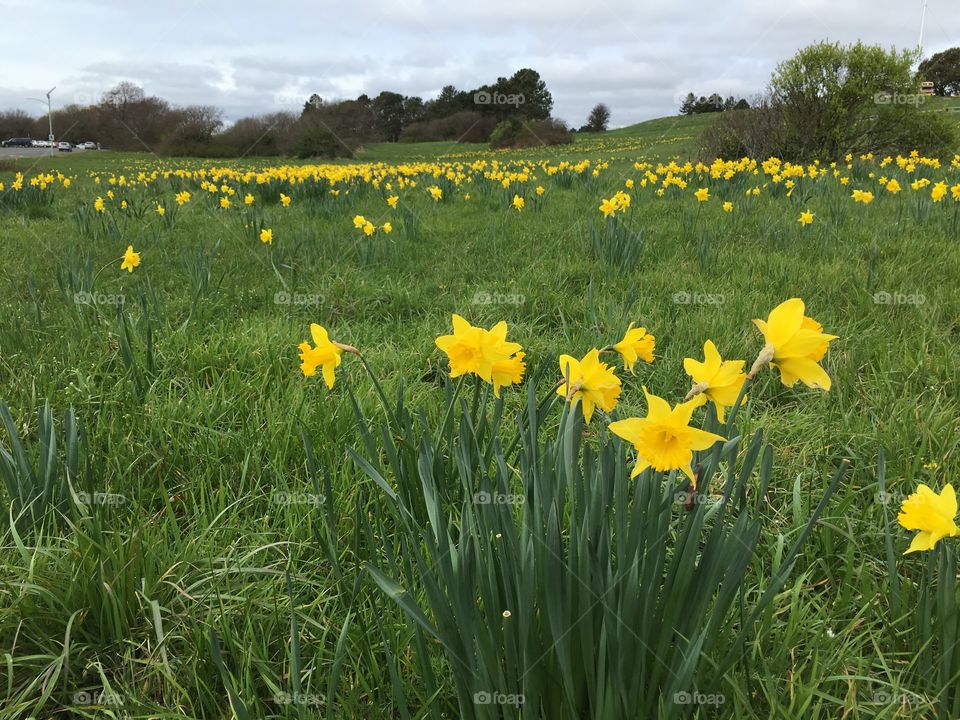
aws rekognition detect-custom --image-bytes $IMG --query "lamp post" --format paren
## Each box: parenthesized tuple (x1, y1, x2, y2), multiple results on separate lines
(45, 86, 56, 144)
(26, 86, 56, 154)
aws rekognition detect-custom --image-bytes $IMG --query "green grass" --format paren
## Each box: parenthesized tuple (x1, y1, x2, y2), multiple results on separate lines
(0, 139, 959, 718)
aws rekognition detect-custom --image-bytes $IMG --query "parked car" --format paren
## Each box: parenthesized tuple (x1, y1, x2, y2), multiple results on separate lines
(58, 141, 73, 152)
(1, 138, 33, 148)
(33, 140, 54, 148)
(78, 141, 97, 150)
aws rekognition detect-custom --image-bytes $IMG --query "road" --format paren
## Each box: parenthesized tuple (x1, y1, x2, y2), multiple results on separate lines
(0, 147, 103, 159)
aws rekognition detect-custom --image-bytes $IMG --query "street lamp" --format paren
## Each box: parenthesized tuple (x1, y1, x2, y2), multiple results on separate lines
(45, 86, 56, 143)
(26, 86, 56, 153)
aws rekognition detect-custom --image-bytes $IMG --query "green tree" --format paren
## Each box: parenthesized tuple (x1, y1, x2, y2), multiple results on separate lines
(919, 47, 960, 96)
(373, 91, 405, 141)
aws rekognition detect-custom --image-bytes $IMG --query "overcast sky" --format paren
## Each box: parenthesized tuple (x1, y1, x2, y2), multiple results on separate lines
(0, 0, 953, 128)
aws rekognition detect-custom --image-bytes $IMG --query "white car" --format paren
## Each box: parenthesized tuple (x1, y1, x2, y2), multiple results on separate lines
(32, 140, 53, 148)
(78, 141, 97, 150)
(57, 141, 73, 152)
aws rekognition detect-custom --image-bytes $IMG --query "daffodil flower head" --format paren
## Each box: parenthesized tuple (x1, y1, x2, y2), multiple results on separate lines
(556, 349, 622, 424)
(435, 315, 525, 397)
(120, 245, 140, 272)
(683, 340, 746, 423)
(749, 298, 837, 390)
(299, 323, 345, 389)
(608, 387, 725, 486)
(898, 483, 960, 554)
(612, 324, 655, 373)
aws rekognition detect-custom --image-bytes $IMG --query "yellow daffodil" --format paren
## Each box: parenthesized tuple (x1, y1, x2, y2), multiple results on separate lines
(280, 193, 291, 207)
(798, 210, 814, 226)
(387, 195, 398, 208)
(694, 188, 709, 202)
(155, 204, 165, 216)
(609, 388, 724, 485)
(434, 315, 524, 396)
(898, 484, 960, 554)
(612, 324, 655, 372)
(244, 193, 255, 205)
(220, 196, 231, 209)
(722, 201, 733, 212)
(260, 228, 273, 244)
(557, 349, 621, 424)
(683, 340, 746, 422)
(749, 298, 838, 390)
(298, 324, 345, 388)
(512, 195, 524, 211)
(120, 245, 140, 273)
(353, 215, 366, 229)
(382, 222, 392, 234)
(491, 351, 526, 397)
(94, 197, 105, 212)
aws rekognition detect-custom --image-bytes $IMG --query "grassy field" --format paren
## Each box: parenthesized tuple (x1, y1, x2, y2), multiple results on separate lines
(1, 115, 959, 719)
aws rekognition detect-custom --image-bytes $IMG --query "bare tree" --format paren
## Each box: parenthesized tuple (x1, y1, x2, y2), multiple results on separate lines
(586, 103, 611, 132)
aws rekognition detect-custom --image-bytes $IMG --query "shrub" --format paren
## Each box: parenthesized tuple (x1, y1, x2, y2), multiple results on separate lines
(286, 125, 355, 159)
(701, 42, 957, 160)
(488, 117, 573, 149)
(400, 111, 498, 144)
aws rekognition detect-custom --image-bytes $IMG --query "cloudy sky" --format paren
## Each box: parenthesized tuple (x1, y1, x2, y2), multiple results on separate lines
(0, 0, 952, 128)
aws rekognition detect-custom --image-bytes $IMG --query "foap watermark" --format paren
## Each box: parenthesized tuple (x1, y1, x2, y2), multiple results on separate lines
(73, 91, 110, 106)
(473, 691, 525, 707)
(673, 491, 716, 507)
(274, 92, 315, 109)
(673, 291, 725, 305)
(672, 92, 726, 109)
(73, 690, 123, 706)
(871, 690, 923, 707)
(473, 491, 524, 506)
(873, 291, 925, 306)
(272, 491, 325, 506)
(472, 290, 525, 306)
(74, 291, 125, 306)
(273, 691, 326, 706)
(673, 690, 725, 707)
(473, 91, 525, 108)
(274, 291, 323, 307)
(873, 92, 924, 107)
(76, 491, 126, 506)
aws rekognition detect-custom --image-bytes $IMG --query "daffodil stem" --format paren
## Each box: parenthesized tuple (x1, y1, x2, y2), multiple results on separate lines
(355, 353, 397, 425)
(436, 375, 465, 446)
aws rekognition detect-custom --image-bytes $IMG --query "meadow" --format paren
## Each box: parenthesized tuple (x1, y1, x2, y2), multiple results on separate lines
(1, 117, 959, 718)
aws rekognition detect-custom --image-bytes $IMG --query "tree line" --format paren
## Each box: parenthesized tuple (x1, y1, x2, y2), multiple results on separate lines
(0, 68, 572, 157)
(679, 93, 750, 115)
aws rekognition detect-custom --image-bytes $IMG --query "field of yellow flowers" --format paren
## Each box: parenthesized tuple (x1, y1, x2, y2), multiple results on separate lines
(0, 141, 959, 718)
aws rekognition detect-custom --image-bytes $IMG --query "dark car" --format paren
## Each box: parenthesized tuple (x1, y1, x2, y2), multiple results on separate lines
(1, 138, 33, 148)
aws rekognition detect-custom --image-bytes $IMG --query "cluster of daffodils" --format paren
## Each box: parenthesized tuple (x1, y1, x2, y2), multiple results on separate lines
(292, 296, 951, 554)
(352, 215, 392, 236)
(598, 190, 631, 218)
